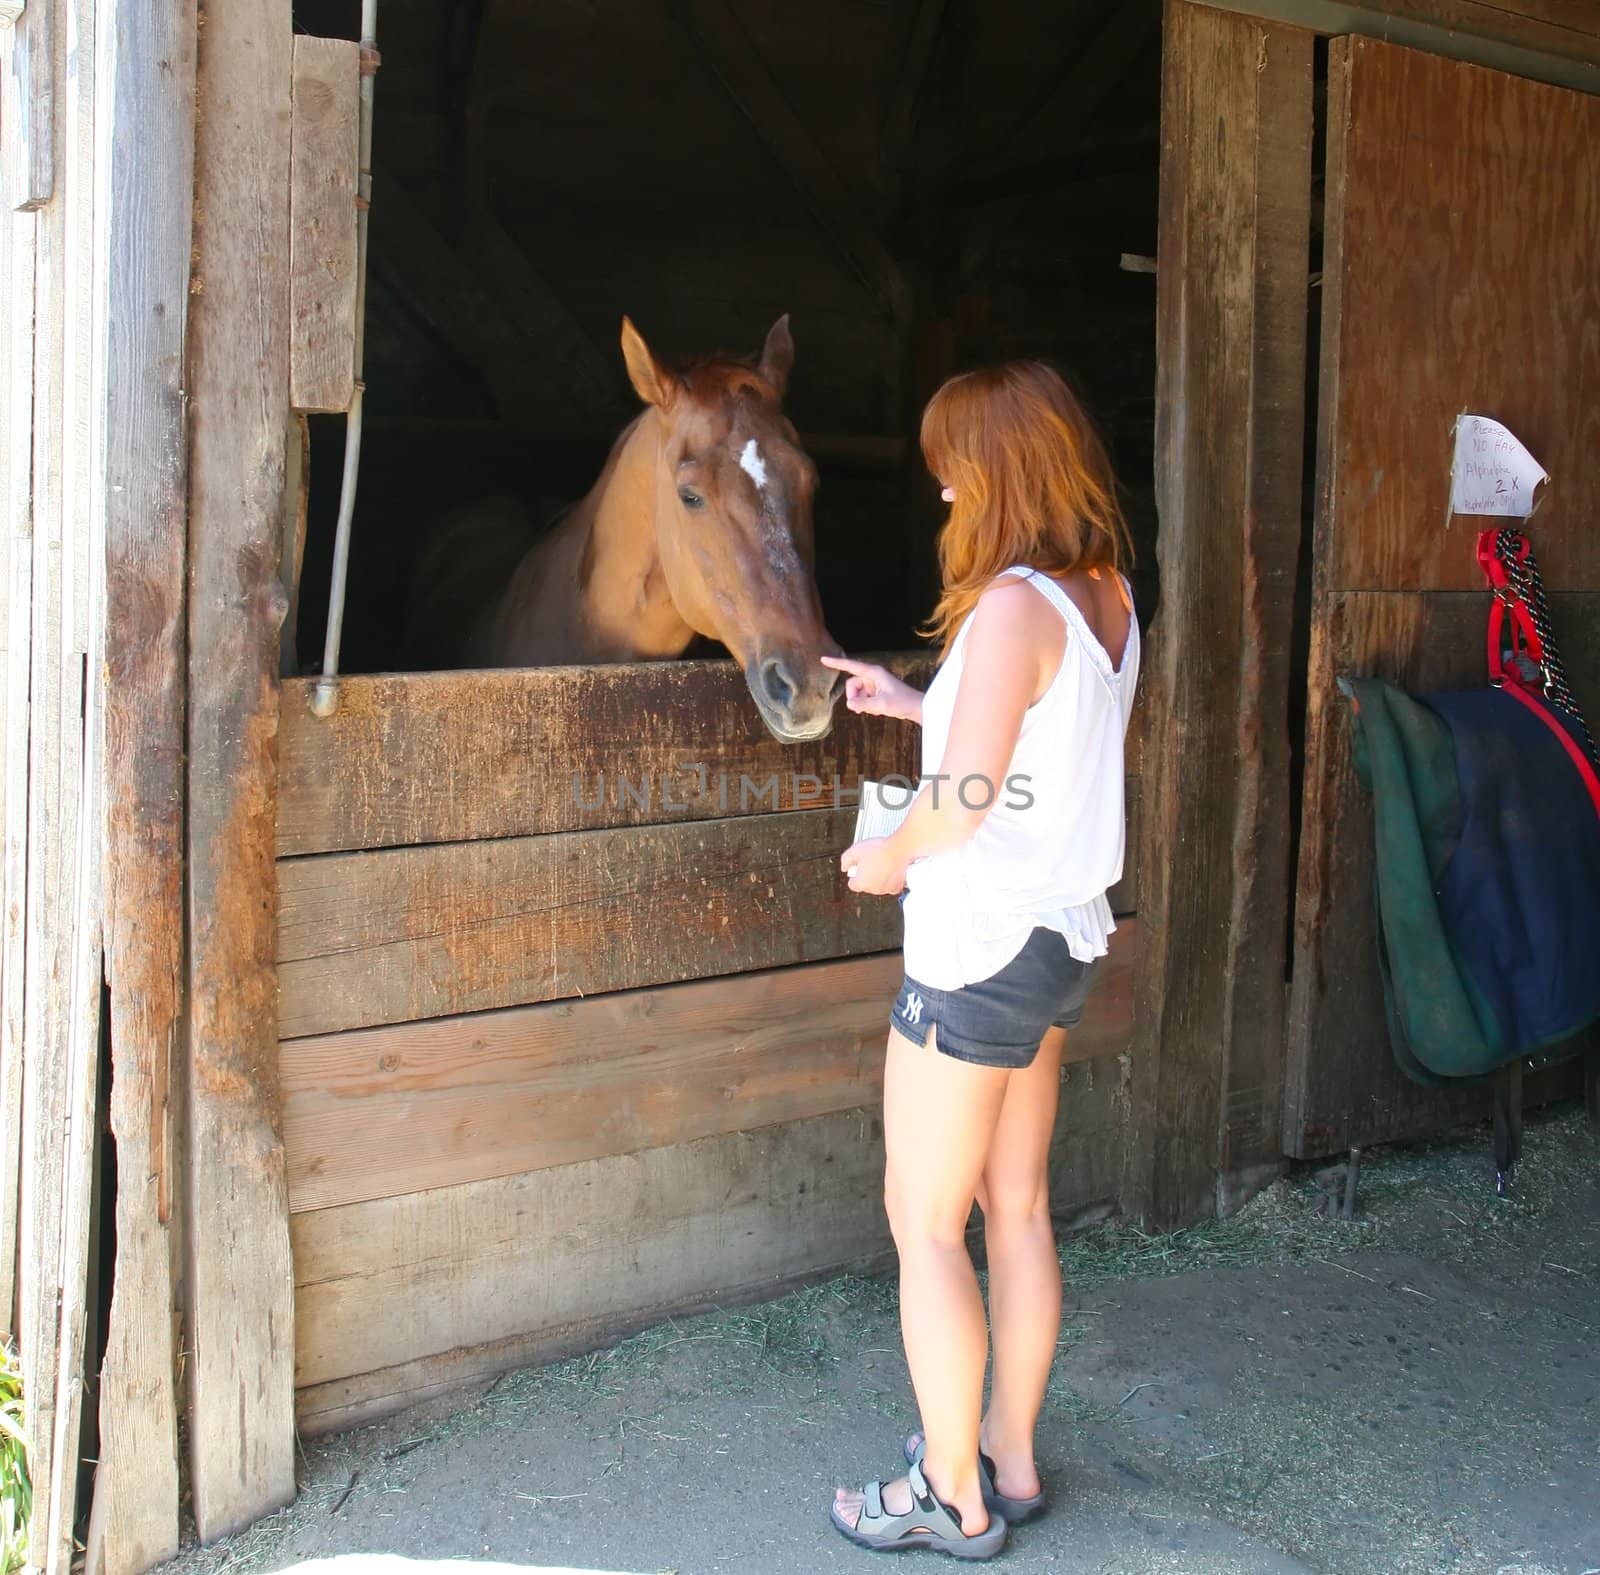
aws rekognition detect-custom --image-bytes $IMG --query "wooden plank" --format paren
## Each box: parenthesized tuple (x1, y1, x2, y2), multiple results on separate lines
(43, 0, 102, 1558)
(1286, 590, 1600, 1156)
(1194, 0, 1600, 91)
(288, 35, 358, 414)
(83, 0, 196, 1567)
(278, 657, 931, 855)
(278, 807, 899, 1038)
(277, 411, 308, 678)
(1286, 36, 1600, 1159)
(284, 952, 902, 1212)
(1321, 40, 1600, 594)
(0, 205, 32, 1334)
(17, 0, 75, 1545)
(1125, 2, 1313, 1230)
(1, 0, 52, 210)
(278, 660, 1141, 857)
(291, 1050, 1131, 1411)
(282, 922, 1139, 1213)
(184, 0, 296, 1540)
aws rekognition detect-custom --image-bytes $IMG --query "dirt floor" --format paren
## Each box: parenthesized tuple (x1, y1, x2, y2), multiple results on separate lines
(161, 1103, 1600, 1575)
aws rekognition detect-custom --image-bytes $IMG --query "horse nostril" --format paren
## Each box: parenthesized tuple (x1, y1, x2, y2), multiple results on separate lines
(760, 655, 798, 714)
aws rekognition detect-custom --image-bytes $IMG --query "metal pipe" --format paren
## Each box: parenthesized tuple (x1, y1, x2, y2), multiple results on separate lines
(311, 0, 379, 718)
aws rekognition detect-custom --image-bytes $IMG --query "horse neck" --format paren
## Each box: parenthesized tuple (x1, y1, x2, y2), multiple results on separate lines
(578, 410, 694, 657)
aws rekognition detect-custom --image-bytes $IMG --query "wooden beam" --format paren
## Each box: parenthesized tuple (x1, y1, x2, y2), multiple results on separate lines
(0, 186, 34, 1339)
(17, 0, 82, 1554)
(0, 0, 52, 209)
(277, 657, 931, 856)
(661, 0, 909, 323)
(291, 1045, 1131, 1432)
(43, 0, 105, 1559)
(1191, 0, 1600, 92)
(284, 951, 904, 1211)
(84, 1, 196, 1568)
(282, 926, 1140, 1214)
(184, 0, 296, 1540)
(1124, 2, 1314, 1228)
(288, 36, 360, 414)
(277, 807, 902, 1039)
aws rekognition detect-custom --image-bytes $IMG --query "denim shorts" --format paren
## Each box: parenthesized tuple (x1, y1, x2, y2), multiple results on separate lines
(889, 924, 1101, 1070)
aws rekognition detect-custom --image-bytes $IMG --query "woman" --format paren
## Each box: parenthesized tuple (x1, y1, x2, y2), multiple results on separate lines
(819, 361, 1139, 1560)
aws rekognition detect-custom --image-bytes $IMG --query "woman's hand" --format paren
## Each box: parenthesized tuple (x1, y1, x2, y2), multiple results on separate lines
(820, 655, 923, 724)
(840, 836, 909, 896)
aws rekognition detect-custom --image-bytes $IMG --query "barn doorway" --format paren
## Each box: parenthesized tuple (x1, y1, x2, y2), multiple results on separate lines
(284, 0, 1164, 677)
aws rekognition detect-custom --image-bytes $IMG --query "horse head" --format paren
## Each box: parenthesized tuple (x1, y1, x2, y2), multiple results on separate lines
(619, 315, 844, 743)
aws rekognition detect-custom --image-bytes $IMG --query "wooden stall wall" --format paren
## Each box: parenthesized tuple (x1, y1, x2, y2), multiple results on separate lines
(1285, 36, 1600, 1158)
(0, 0, 115, 1566)
(277, 662, 1143, 1431)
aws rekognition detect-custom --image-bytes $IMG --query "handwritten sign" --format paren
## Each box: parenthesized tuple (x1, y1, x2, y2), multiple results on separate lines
(1448, 414, 1547, 518)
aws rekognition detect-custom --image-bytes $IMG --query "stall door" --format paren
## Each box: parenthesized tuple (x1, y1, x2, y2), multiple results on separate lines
(1284, 36, 1600, 1158)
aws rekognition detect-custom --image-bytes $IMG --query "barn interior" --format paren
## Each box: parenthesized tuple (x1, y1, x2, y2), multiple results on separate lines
(286, 0, 1165, 675)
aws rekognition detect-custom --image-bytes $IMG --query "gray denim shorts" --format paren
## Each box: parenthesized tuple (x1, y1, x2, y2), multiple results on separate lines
(889, 923, 1101, 1070)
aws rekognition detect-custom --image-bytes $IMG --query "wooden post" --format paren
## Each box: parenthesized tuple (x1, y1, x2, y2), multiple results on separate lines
(84, 1, 197, 1569)
(1, 0, 53, 210)
(1124, 1, 1314, 1227)
(184, 0, 297, 1540)
(0, 163, 35, 1341)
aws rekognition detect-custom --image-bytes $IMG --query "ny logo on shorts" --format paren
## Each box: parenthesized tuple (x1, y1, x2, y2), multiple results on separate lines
(901, 990, 924, 1025)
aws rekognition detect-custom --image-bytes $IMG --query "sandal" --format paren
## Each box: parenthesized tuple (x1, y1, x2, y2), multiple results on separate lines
(905, 1432, 1048, 1525)
(829, 1458, 1008, 1559)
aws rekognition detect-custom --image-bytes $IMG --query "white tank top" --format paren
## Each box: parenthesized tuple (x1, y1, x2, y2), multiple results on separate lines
(900, 565, 1140, 991)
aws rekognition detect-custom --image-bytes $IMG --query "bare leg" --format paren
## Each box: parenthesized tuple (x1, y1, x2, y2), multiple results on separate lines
(834, 1025, 1008, 1537)
(977, 1023, 1068, 1498)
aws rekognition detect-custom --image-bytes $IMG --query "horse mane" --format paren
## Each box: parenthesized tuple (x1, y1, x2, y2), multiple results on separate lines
(676, 354, 779, 406)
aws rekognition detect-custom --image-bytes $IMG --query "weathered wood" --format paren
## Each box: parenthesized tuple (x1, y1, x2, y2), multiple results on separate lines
(1125, 2, 1313, 1229)
(185, 0, 296, 1539)
(1286, 590, 1600, 1156)
(277, 411, 309, 679)
(85, 1, 196, 1567)
(17, 0, 76, 1545)
(1195, 0, 1600, 91)
(1285, 36, 1600, 1159)
(0, 204, 33, 1333)
(43, 0, 104, 1558)
(662, 0, 909, 323)
(292, 1052, 1129, 1421)
(278, 807, 901, 1038)
(278, 657, 931, 855)
(285, 951, 901, 1211)
(1, 0, 52, 209)
(1321, 42, 1600, 594)
(289, 36, 359, 413)
(282, 922, 1138, 1213)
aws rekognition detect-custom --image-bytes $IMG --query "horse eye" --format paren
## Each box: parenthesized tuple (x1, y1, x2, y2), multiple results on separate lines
(678, 488, 706, 511)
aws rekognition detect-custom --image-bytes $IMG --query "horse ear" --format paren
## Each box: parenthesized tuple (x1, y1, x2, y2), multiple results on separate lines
(759, 314, 794, 399)
(620, 316, 676, 409)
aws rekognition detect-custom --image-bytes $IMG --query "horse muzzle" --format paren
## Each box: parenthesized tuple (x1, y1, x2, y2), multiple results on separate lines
(747, 650, 843, 742)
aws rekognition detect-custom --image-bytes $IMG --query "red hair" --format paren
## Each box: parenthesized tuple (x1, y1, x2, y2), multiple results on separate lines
(919, 361, 1133, 656)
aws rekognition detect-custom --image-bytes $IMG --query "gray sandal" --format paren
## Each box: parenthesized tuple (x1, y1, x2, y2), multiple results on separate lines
(829, 1459, 1008, 1559)
(905, 1432, 1048, 1525)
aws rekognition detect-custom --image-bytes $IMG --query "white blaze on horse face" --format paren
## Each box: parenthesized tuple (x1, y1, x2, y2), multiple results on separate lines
(739, 438, 769, 491)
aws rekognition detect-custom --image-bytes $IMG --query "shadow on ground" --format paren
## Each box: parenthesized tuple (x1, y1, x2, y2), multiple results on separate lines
(161, 1106, 1600, 1575)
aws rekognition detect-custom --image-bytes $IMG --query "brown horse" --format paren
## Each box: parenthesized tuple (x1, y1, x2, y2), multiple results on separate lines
(403, 316, 845, 742)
